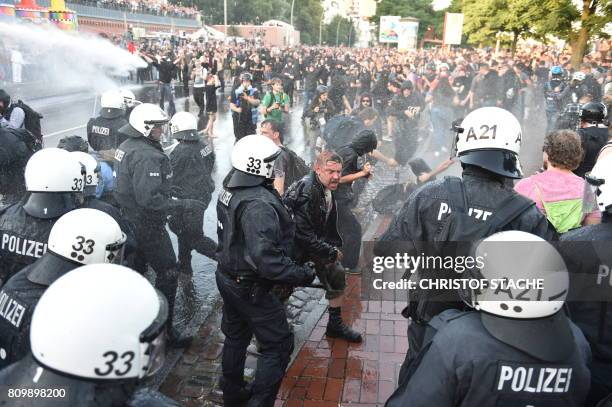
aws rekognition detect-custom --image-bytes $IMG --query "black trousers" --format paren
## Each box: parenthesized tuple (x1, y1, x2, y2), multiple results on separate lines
(235, 121, 257, 142)
(130, 218, 179, 322)
(216, 271, 294, 407)
(336, 199, 362, 270)
(168, 203, 217, 264)
(193, 87, 205, 113)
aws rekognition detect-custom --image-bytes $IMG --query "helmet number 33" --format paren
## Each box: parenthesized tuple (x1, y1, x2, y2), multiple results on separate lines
(71, 236, 95, 262)
(94, 350, 135, 377)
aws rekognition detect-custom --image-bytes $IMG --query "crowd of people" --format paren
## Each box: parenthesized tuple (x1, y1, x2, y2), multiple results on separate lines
(0, 32, 611, 407)
(69, 0, 200, 19)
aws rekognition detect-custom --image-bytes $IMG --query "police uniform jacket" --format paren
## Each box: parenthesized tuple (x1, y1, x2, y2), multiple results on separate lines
(169, 140, 215, 204)
(114, 136, 179, 224)
(216, 179, 310, 285)
(86, 115, 128, 156)
(386, 310, 591, 407)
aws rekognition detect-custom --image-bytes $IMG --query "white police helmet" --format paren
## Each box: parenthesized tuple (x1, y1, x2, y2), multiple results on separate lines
(455, 107, 523, 178)
(70, 152, 100, 196)
(226, 134, 280, 188)
(461, 231, 573, 360)
(30, 265, 168, 380)
(100, 91, 124, 119)
(169, 111, 199, 141)
(572, 71, 586, 81)
(119, 103, 169, 139)
(118, 89, 139, 109)
(23, 149, 85, 219)
(585, 154, 612, 213)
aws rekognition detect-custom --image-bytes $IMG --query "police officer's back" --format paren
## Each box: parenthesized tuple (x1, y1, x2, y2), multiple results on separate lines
(0, 149, 84, 283)
(561, 154, 612, 406)
(386, 232, 591, 407)
(574, 102, 609, 178)
(0, 127, 34, 205)
(0, 209, 126, 369)
(87, 91, 128, 161)
(215, 135, 315, 406)
(0, 265, 180, 407)
(167, 112, 217, 273)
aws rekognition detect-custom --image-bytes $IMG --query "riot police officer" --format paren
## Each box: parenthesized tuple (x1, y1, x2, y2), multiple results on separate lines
(560, 154, 612, 406)
(118, 88, 140, 120)
(114, 103, 204, 347)
(216, 135, 315, 406)
(0, 208, 126, 369)
(574, 102, 609, 178)
(0, 148, 84, 283)
(86, 90, 128, 163)
(0, 264, 180, 407)
(376, 107, 556, 362)
(386, 231, 591, 406)
(167, 112, 217, 274)
(544, 66, 569, 133)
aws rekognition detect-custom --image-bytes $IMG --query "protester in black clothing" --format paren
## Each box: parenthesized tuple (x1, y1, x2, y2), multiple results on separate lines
(230, 72, 260, 141)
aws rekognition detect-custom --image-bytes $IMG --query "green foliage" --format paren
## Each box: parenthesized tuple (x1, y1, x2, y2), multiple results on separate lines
(373, 0, 445, 40)
(321, 15, 357, 46)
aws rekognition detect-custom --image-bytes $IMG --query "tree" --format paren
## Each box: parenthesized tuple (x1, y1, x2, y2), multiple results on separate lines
(536, 0, 611, 68)
(291, 0, 324, 45)
(374, 0, 445, 41)
(322, 15, 357, 46)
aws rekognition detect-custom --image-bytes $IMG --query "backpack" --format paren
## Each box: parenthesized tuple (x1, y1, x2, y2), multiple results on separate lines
(5, 100, 43, 148)
(406, 176, 535, 323)
(282, 147, 310, 189)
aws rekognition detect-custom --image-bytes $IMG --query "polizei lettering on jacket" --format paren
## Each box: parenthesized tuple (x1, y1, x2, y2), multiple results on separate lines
(496, 362, 573, 394)
(437, 202, 492, 221)
(1, 233, 47, 258)
(0, 291, 26, 328)
(91, 125, 110, 136)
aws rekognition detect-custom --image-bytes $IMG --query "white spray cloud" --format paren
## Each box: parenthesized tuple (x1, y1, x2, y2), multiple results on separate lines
(0, 22, 147, 92)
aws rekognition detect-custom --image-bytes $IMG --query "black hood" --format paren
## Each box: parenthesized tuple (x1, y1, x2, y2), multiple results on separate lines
(100, 107, 124, 120)
(350, 130, 377, 155)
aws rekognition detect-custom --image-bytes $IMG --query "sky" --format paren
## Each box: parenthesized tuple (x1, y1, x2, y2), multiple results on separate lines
(432, 0, 451, 10)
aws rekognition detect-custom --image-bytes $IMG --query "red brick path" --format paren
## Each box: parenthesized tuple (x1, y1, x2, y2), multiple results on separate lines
(275, 273, 408, 407)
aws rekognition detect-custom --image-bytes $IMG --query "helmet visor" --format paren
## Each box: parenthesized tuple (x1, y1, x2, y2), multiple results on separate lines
(139, 291, 168, 377)
(263, 148, 282, 179)
(583, 172, 603, 214)
(104, 232, 127, 265)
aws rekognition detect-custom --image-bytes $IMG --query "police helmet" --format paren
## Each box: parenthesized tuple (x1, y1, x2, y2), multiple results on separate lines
(100, 90, 125, 119)
(23, 149, 85, 219)
(550, 66, 563, 76)
(27, 209, 127, 285)
(579, 101, 607, 124)
(226, 134, 281, 188)
(240, 72, 253, 82)
(585, 154, 612, 213)
(454, 107, 523, 179)
(572, 71, 586, 82)
(30, 265, 168, 379)
(119, 103, 169, 139)
(57, 135, 89, 153)
(70, 152, 100, 196)
(460, 231, 572, 360)
(118, 89, 140, 109)
(170, 111, 199, 141)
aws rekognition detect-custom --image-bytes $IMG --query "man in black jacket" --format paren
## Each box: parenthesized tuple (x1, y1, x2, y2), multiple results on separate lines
(284, 151, 362, 343)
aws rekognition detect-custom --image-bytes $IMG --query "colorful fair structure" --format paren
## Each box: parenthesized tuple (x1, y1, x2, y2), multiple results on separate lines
(0, 0, 77, 30)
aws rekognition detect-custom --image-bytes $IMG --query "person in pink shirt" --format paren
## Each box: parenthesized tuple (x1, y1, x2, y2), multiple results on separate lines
(515, 129, 600, 233)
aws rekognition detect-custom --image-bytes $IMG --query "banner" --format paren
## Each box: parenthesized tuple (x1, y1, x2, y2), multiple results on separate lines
(379, 15, 400, 43)
(397, 19, 419, 52)
(443, 12, 463, 45)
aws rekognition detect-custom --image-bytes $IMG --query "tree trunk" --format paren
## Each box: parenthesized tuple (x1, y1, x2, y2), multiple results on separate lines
(570, 0, 596, 69)
(511, 30, 519, 57)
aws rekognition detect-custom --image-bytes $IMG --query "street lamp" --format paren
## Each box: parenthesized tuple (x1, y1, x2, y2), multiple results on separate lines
(336, 18, 342, 47)
(319, 16, 323, 45)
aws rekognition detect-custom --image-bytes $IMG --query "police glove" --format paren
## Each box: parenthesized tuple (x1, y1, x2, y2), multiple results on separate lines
(178, 199, 207, 213)
(300, 261, 316, 286)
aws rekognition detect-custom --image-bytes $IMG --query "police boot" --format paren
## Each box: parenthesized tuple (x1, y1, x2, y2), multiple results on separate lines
(325, 307, 362, 343)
